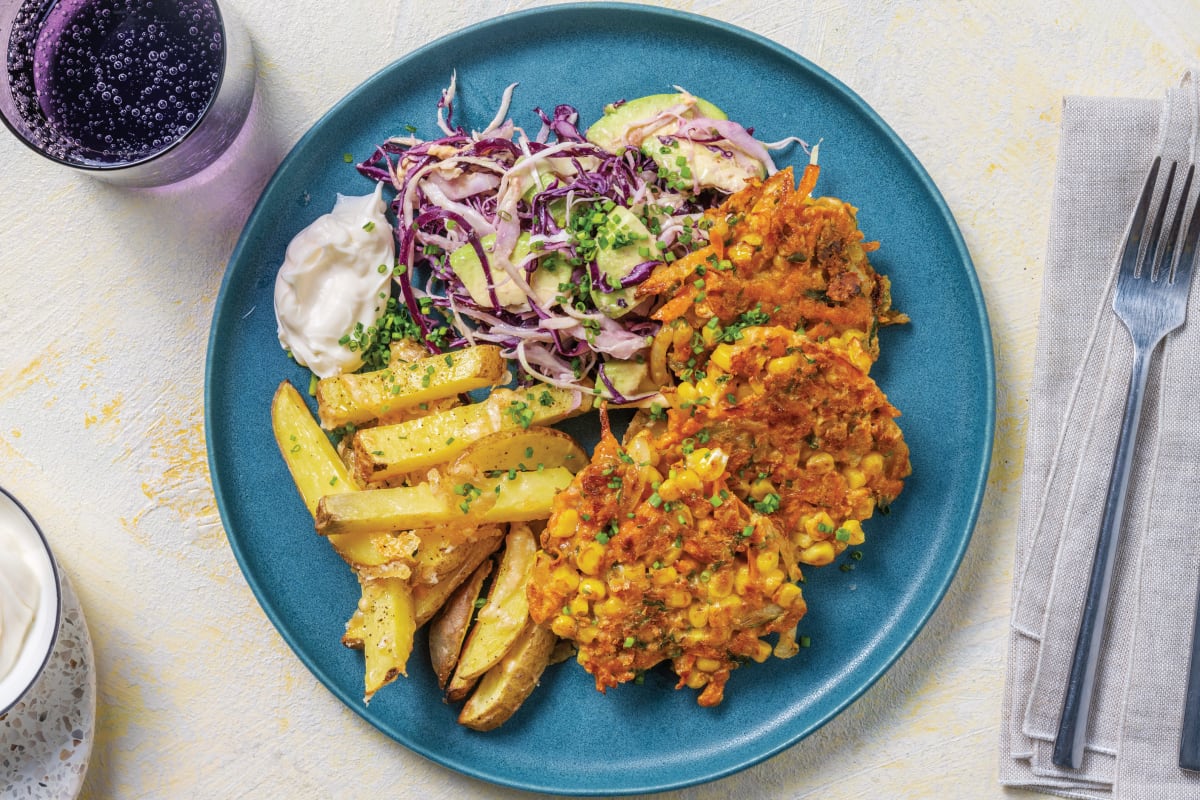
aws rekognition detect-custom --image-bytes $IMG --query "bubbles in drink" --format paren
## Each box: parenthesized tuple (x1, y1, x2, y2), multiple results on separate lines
(5, 0, 224, 166)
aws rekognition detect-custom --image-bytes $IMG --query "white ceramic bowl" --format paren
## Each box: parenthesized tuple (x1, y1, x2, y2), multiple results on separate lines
(0, 487, 61, 717)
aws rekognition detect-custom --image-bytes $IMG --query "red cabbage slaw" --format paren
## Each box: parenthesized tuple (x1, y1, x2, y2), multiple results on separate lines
(356, 76, 805, 403)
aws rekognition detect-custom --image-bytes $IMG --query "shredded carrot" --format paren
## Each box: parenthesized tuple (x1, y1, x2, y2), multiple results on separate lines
(797, 163, 820, 199)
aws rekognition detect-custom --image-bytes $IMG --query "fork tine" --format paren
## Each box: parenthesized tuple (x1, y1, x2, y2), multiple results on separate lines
(1120, 156, 1162, 279)
(1144, 160, 1177, 278)
(1156, 163, 1195, 281)
(1175, 171, 1200, 287)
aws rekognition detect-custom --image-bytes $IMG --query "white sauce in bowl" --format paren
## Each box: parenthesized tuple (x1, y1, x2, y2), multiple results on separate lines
(0, 490, 60, 712)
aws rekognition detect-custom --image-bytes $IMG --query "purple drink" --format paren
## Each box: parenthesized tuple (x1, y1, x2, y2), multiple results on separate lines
(1, 0, 255, 185)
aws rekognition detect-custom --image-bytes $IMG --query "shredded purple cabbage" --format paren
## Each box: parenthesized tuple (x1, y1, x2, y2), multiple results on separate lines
(355, 78, 803, 398)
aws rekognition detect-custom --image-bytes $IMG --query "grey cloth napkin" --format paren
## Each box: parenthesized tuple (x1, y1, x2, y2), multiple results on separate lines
(1001, 72, 1200, 799)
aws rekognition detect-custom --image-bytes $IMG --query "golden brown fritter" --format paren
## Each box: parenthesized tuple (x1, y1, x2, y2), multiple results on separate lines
(528, 328, 909, 707)
(528, 411, 806, 707)
(642, 326, 910, 566)
(639, 166, 906, 377)
(528, 168, 911, 709)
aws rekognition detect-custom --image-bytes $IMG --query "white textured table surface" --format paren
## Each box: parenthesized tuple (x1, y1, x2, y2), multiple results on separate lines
(1, 1, 1196, 798)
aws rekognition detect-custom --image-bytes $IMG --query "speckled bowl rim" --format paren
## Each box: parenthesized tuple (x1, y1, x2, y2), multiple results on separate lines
(0, 486, 62, 719)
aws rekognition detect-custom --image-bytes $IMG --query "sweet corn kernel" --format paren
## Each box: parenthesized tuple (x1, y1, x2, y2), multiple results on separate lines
(852, 493, 876, 519)
(793, 531, 813, 549)
(617, 562, 646, 584)
(762, 568, 786, 593)
(755, 551, 779, 573)
(579, 577, 606, 600)
(800, 540, 836, 566)
(701, 322, 721, 347)
(845, 340, 872, 373)
(576, 625, 599, 644)
(742, 232, 764, 247)
(597, 597, 624, 617)
(552, 566, 580, 592)
(675, 468, 702, 494)
(576, 542, 604, 575)
(767, 354, 801, 376)
(733, 564, 752, 595)
(666, 589, 692, 608)
(843, 467, 867, 490)
(712, 594, 743, 614)
(775, 582, 803, 608)
(708, 569, 733, 598)
(806, 451, 836, 472)
(696, 657, 722, 672)
(651, 565, 679, 586)
(685, 671, 709, 689)
(681, 629, 707, 647)
(729, 242, 756, 265)
(861, 452, 885, 475)
(751, 640, 774, 663)
(687, 604, 709, 628)
(686, 448, 729, 482)
(568, 596, 590, 617)
(696, 376, 720, 400)
(710, 344, 734, 371)
(749, 478, 776, 501)
(657, 477, 682, 502)
(639, 465, 664, 486)
(551, 508, 579, 538)
(841, 519, 866, 546)
(551, 615, 577, 638)
(675, 381, 700, 405)
(804, 511, 836, 539)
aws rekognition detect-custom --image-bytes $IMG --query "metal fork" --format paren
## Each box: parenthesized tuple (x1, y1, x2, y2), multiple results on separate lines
(1052, 156, 1200, 770)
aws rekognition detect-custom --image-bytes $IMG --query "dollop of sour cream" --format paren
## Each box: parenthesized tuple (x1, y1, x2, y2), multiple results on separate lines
(0, 504, 42, 683)
(274, 182, 395, 378)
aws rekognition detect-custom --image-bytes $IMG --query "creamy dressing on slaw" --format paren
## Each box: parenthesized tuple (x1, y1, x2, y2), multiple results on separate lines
(274, 182, 395, 378)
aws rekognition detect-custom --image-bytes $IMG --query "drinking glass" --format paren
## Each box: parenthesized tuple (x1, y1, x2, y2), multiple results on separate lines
(0, 0, 255, 187)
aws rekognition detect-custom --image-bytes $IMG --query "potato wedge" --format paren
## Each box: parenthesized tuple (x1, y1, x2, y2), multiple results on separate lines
(315, 468, 573, 536)
(388, 338, 429, 364)
(342, 608, 366, 650)
(457, 619, 557, 731)
(361, 576, 417, 702)
(414, 526, 506, 626)
(316, 345, 507, 429)
(272, 381, 413, 567)
(272, 380, 357, 514)
(452, 524, 537, 683)
(351, 385, 585, 483)
(343, 524, 501, 650)
(452, 427, 588, 476)
(429, 558, 493, 689)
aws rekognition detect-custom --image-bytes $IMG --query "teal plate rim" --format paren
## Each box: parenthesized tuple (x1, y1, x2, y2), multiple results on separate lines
(205, 3, 995, 795)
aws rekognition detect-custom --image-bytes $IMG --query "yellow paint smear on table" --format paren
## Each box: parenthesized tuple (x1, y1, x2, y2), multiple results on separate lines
(84, 393, 124, 429)
(0, 343, 62, 402)
(142, 415, 213, 517)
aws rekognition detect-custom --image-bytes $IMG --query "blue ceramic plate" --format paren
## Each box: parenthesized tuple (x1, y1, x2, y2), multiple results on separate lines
(206, 4, 993, 795)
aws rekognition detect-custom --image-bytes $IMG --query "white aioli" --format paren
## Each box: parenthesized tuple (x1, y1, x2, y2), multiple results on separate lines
(274, 182, 395, 378)
(0, 501, 42, 682)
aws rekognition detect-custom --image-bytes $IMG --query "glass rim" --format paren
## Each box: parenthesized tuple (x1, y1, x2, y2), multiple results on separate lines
(0, 0, 232, 173)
